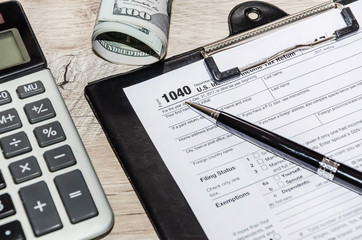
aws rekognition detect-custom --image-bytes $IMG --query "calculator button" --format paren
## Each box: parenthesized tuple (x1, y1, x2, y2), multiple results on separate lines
(54, 170, 98, 224)
(0, 132, 32, 159)
(0, 194, 16, 219)
(33, 121, 66, 147)
(19, 181, 62, 236)
(9, 156, 42, 184)
(0, 109, 22, 134)
(24, 98, 56, 124)
(44, 145, 76, 172)
(0, 91, 12, 106)
(0, 171, 6, 189)
(16, 81, 45, 99)
(0, 221, 26, 240)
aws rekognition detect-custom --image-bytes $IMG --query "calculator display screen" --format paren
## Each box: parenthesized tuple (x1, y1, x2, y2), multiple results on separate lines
(0, 29, 30, 70)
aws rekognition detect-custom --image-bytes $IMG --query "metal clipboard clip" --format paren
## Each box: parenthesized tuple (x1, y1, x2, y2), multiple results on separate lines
(202, 1, 359, 82)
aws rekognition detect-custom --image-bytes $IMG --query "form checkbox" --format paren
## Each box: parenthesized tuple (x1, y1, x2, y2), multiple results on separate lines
(278, 182, 285, 187)
(261, 165, 268, 170)
(274, 234, 282, 240)
(253, 152, 260, 158)
(257, 158, 264, 164)
(273, 175, 281, 181)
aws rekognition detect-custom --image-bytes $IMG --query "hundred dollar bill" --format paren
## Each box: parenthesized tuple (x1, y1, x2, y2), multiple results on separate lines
(92, 0, 172, 65)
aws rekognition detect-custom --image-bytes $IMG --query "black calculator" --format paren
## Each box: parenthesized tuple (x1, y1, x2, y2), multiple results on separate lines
(0, 1, 113, 239)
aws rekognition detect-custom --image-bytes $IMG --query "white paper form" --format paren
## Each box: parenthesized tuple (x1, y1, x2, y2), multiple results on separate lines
(124, 2, 362, 239)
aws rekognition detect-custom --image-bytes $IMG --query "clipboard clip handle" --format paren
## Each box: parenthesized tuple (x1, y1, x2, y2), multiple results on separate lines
(204, 5, 359, 82)
(335, 7, 359, 38)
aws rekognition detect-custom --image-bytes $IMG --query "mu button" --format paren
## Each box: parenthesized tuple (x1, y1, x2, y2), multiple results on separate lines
(16, 81, 45, 99)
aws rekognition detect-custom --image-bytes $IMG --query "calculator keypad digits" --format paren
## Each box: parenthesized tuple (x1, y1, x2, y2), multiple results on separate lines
(0, 72, 113, 239)
(0, 1, 113, 238)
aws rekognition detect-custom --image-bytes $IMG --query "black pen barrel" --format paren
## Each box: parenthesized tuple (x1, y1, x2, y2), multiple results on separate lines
(217, 112, 362, 194)
(334, 164, 362, 194)
(217, 112, 322, 172)
(187, 102, 362, 194)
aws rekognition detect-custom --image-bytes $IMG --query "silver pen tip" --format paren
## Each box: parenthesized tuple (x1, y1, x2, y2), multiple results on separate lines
(185, 102, 219, 122)
(185, 101, 196, 108)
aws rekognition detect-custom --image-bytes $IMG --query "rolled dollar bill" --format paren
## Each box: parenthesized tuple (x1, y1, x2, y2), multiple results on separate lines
(92, 0, 172, 65)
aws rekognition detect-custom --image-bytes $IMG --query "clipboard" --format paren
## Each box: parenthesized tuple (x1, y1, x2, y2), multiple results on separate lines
(85, 1, 360, 239)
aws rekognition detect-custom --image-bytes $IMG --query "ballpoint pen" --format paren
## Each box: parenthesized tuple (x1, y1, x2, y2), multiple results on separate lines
(186, 102, 362, 194)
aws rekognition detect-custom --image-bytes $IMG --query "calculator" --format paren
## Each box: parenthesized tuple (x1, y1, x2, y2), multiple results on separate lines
(0, 1, 113, 239)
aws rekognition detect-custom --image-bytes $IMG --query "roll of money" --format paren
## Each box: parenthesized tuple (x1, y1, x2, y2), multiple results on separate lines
(92, 0, 172, 65)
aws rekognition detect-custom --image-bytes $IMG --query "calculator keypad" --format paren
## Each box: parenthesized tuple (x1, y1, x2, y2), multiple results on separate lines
(54, 170, 98, 224)
(24, 98, 56, 124)
(16, 81, 45, 99)
(33, 121, 66, 147)
(0, 221, 26, 240)
(0, 108, 22, 134)
(0, 73, 111, 240)
(0, 90, 12, 106)
(2, 80, 67, 234)
(0, 193, 16, 219)
(0, 171, 6, 189)
(0, 131, 32, 159)
(9, 156, 42, 184)
(19, 181, 63, 236)
(44, 145, 76, 172)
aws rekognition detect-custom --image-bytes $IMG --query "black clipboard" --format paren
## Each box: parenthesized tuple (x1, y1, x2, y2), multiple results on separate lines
(84, 1, 358, 239)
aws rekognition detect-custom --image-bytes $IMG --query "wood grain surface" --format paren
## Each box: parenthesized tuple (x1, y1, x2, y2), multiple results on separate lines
(7, 0, 327, 239)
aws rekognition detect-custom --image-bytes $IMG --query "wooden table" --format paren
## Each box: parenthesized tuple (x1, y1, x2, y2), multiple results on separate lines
(15, 0, 327, 238)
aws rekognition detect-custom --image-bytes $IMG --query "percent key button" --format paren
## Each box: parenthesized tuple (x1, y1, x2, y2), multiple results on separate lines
(34, 121, 66, 147)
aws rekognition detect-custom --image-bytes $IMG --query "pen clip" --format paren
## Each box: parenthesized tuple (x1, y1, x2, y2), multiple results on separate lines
(204, 6, 359, 82)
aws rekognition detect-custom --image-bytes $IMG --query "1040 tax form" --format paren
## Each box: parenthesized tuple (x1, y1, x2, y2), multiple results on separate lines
(124, 1, 362, 239)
